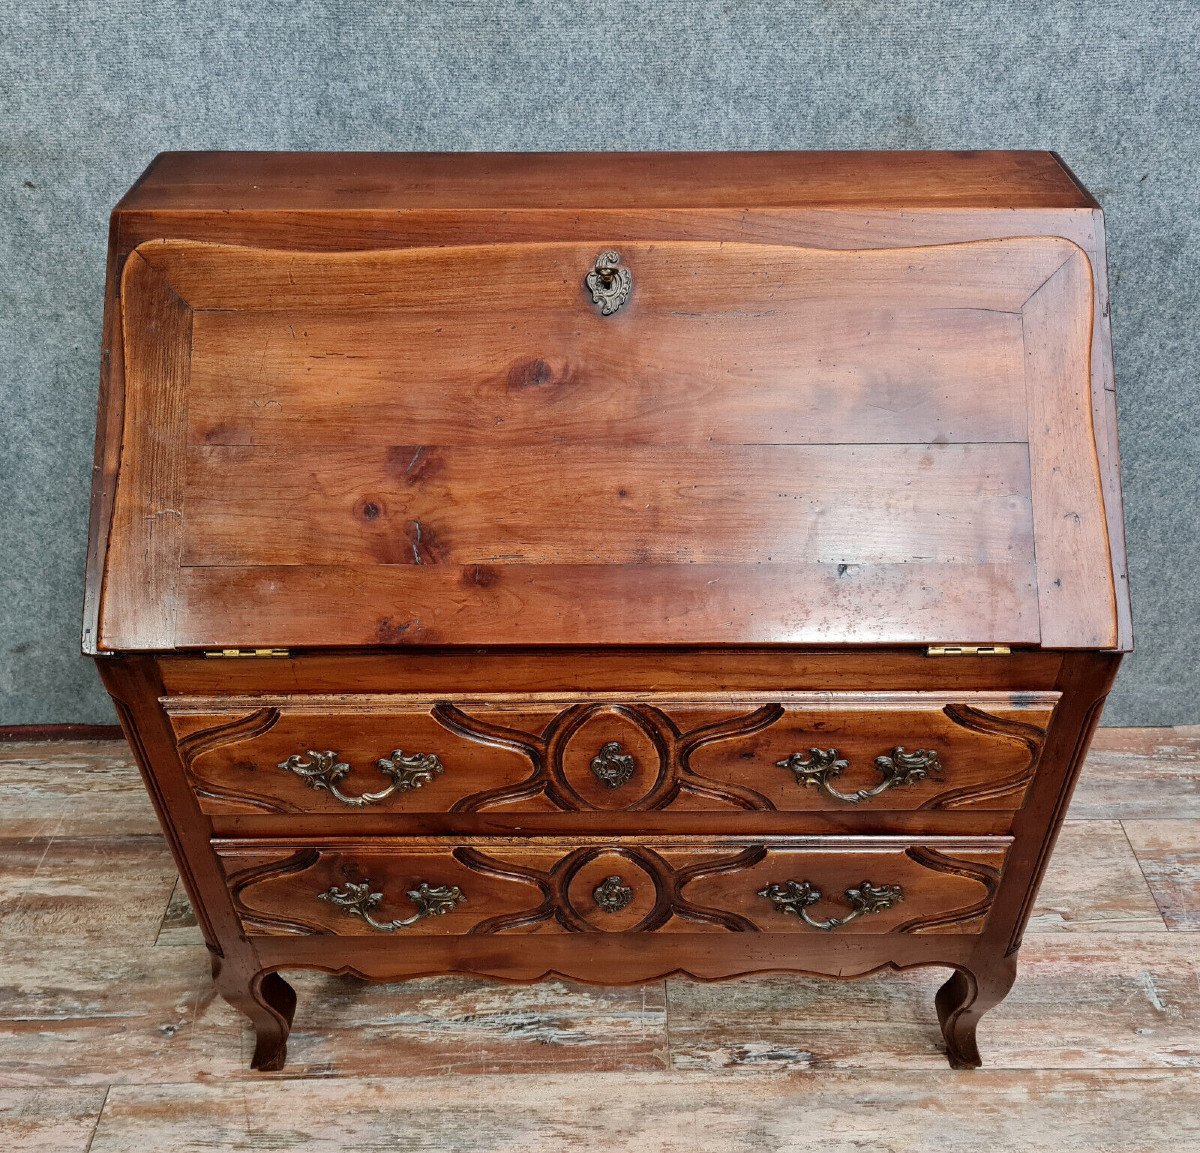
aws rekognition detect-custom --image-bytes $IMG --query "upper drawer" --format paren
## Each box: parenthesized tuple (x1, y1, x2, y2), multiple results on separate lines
(166, 691, 1058, 818)
(93, 236, 1119, 652)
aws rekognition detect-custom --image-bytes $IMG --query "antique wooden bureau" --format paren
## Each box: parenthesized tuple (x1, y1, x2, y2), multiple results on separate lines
(85, 150, 1130, 1071)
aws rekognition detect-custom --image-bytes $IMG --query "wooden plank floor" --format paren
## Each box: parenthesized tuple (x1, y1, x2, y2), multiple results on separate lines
(0, 727, 1197, 1151)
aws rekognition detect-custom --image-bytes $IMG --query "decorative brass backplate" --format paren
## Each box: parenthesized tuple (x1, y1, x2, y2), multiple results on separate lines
(318, 879, 465, 931)
(757, 878, 903, 931)
(592, 874, 635, 912)
(585, 250, 631, 315)
(776, 746, 942, 804)
(590, 741, 637, 789)
(278, 749, 444, 807)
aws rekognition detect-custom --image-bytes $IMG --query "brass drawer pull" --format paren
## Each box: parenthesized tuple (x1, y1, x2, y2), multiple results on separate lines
(278, 749, 443, 807)
(585, 250, 631, 315)
(593, 875, 634, 912)
(758, 879, 903, 931)
(776, 747, 942, 803)
(319, 879, 465, 931)
(590, 741, 637, 788)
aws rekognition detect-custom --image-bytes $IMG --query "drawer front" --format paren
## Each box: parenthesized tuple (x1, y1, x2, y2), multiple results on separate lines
(218, 837, 1010, 939)
(169, 692, 1057, 817)
(170, 702, 535, 816)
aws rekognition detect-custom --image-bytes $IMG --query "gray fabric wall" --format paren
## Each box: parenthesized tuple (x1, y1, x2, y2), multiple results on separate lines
(2, 2, 1197, 726)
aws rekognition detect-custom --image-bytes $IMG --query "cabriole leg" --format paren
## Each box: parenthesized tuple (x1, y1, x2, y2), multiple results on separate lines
(935, 954, 1018, 1069)
(212, 955, 296, 1071)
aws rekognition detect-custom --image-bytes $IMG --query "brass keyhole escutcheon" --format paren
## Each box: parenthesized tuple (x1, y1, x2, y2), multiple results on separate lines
(585, 250, 632, 315)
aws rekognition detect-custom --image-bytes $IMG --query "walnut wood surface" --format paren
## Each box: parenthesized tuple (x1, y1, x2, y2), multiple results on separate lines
(85, 152, 1128, 1073)
(217, 836, 1008, 938)
(118, 150, 1097, 211)
(187, 304, 1027, 447)
(171, 562, 1041, 649)
(94, 648, 1120, 1070)
(158, 648, 1067, 694)
(97, 253, 190, 652)
(93, 232, 1116, 651)
(85, 152, 1131, 655)
(167, 692, 1055, 819)
(185, 444, 1033, 568)
(1022, 249, 1118, 646)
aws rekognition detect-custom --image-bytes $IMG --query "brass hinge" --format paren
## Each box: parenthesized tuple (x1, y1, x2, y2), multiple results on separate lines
(203, 648, 290, 659)
(925, 645, 1012, 657)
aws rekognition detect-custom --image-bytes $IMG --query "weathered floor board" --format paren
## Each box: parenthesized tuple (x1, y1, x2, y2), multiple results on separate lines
(155, 880, 204, 947)
(0, 943, 242, 1088)
(0, 1088, 107, 1153)
(664, 932, 1200, 1071)
(1, 730, 1198, 1149)
(0, 836, 177, 945)
(0, 941, 669, 1087)
(1025, 820, 1166, 933)
(1070, 726, 1200, 819)
(89, 1070, 1200, 1153)
(1124, 819, 1200, 930)
(0, 740, 157, 838)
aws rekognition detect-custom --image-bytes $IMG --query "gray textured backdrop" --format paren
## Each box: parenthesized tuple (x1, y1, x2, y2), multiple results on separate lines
(2, 2, 1198, 725)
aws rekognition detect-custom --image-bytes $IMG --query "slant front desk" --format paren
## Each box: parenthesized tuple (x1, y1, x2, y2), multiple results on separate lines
(85, 150, 1130, 1070)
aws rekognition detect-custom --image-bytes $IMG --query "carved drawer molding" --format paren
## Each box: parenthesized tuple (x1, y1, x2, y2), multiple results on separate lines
(219, 837, 1008, 939)
(168, 692, 1058, 818)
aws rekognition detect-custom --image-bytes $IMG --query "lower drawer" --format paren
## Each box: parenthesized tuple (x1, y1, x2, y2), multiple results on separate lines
(217, 837, 1010, 938)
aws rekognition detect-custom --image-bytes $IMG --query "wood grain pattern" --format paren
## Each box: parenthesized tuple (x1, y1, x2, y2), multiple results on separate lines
(164, 692, 1055, 819)
(83, 1070, 1200, 1152)
(664, 932, 1200, 1072)
(0, 1088, 106, 1153)
(0, 942, 243, 1087)
(97, 253, 191, 652)
(6, 730, 1200, 1150)
(0, 739, 156, 839)
(93, 227, 1117, 650)
(186, 303, 1027, 448)
(136, 235, 1070, 313)
(1026, 821, 1166, 933)
(272, 971, 671, 1078)
(80, 219, 128, 658)
(0, 836, 177, 945)
(157, 648, 1068, 696)
(1070, 727, 1200, 819)
(93, 645, 1119, 1069)
(91, 193, 1133, 656)
(171, 561, 1040, 648)
(0, 940, 668, 1089)
(118, 150, 1096, 211)
(183, 443, 1033, 568)
(218, 837, 1008, 938)
(1123, 820, 1200, 930)
(1021, 248, 1117, 648)
(1081, 214, 1133, 652)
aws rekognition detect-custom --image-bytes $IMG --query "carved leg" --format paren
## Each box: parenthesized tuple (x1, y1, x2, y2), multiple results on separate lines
(935, 954, 1017, 1069)
(212, 956, 297, 1071)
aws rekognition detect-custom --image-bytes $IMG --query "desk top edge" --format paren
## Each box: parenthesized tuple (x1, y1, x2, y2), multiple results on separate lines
(116, 150, 1098, 213)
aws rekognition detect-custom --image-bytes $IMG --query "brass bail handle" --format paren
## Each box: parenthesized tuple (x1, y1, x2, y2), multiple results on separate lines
(585, 250, 632, 315)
